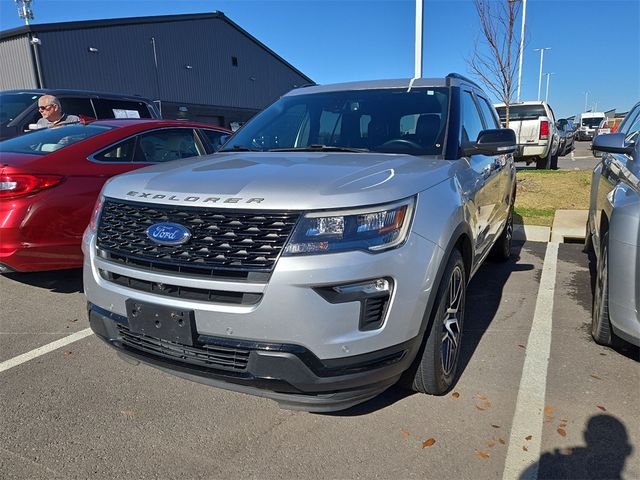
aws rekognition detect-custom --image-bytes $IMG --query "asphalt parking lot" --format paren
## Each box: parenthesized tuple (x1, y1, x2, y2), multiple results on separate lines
(517, 139, 598, 172)
(1, 240, 638, 480)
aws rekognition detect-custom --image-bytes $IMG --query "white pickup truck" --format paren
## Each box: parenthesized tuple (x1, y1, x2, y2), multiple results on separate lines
(495, 101, 561, 169)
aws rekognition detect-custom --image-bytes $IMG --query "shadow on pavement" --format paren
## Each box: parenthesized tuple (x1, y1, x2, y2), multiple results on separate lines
(520, 414, 633, 480)
(457, 240, 535, 380)
(3, 268, 83, 294)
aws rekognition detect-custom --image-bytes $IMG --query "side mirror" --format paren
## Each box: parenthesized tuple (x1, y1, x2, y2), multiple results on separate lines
(462, 128, 517, 156)
(592, 132, 634, 155)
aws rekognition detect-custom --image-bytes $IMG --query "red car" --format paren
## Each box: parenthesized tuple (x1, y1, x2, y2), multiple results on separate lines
(0, 119, 231, 272)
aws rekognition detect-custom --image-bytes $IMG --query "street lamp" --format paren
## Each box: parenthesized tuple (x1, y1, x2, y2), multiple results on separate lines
(414, 0, 423, 78)
(583, 91, 590, 112)
(516, 0, 527, 102)
(533, 47, 551, 101)
(544, 72, 555, 104)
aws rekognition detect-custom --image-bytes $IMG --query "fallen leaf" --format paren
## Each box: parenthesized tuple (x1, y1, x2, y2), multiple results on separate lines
(487, 440, 496, 448)
(491, 424, 501, 429)
(518, 344, 526, 349)
(120, 410, 135, 419)
(474, 450, 490, 460)
(544, 416, 554, 424)
(558, 422, 567, 428)
(400, 429, 410, 439)
(475, 400, 492, 411)
(561, 419, 568, 423)
(597, 405, 607, 412)
(452, 392, 460, 399)
(525, 435, 532, 441)
(422, 438, 436, 448)
(544, 406, 554, 414)
(498, 438, 506, 445)
(557, 428, 567, 437)
(590, 374, 603, 380)
(522, 445, 528, 451)
(63, 351, 72, 357)
(474, 393, 487, 401)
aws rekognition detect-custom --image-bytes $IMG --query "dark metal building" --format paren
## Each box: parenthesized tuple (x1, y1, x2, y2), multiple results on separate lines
(0, 12, 313, 128)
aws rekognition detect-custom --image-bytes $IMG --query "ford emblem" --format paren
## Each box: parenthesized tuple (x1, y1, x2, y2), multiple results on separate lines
(146, 223, 192, 246)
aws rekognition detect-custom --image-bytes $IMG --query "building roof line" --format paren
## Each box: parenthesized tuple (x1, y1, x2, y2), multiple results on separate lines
(0, 11, 314, 84)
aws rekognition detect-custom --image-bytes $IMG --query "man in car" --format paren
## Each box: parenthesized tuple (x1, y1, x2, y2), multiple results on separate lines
(36, 95, 80, 128)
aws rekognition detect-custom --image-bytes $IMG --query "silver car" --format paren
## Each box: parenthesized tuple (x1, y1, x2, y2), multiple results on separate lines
(83, 75, 517, 411)
(586, 102, 640, 348)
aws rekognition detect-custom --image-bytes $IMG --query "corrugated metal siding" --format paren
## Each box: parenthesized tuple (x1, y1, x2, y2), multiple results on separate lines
(0, 35, 37, 89)
(36, 17, 308, 109)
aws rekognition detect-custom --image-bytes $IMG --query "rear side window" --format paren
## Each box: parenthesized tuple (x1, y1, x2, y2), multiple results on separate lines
(93, 138, 137, 163)
(460, 91, 484, 144)
(59, 97, 96, 118)
(477, 97, 500, 129)
(135, 128, 204, 163)
(93, 99, 153, 119)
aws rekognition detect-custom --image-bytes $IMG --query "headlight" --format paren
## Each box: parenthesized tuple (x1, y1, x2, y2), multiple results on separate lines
(283, 197, 415, 255)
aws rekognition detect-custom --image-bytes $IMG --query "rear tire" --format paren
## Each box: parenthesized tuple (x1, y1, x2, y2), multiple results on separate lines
(491, 206, 513, 261)
(536, 151, 550, 169)
(411, 250, 466, 395)
(592, 233, 613, 345)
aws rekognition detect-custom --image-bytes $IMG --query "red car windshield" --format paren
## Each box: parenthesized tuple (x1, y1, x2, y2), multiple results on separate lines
(0, 124, 114, 156)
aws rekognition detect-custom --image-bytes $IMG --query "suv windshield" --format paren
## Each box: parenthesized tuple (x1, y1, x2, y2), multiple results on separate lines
(222, 87, 450, 156)
(582, 117, 604, 128)
(0, 124, 113, 155)
(0, 93, 40, 126)
(496, 105, 546, 122)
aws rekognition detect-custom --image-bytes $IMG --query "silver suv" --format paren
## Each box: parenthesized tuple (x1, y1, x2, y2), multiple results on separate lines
(83, 75, 517, 411)
(586, 102, 640, 348)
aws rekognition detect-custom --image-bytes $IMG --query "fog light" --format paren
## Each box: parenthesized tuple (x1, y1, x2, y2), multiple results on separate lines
(333, 278, 390, 295)
(314, 278, 393, 332)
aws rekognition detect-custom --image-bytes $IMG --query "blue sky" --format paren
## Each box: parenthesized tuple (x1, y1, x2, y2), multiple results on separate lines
(1, 0, 638, 119)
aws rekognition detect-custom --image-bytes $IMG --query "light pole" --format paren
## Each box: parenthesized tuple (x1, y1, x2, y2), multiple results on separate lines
(414, 0, 423, 78)
(544, 72, 555, 104)
(15, 0, 34, 25)
(533, 47, 551, 101)
(516, 0, 527, 102)
(584, 91, 589, 112)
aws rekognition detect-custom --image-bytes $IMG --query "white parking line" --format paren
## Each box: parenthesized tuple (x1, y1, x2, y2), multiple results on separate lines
(502, 242, 559, 480)
(0, 328, 93, 373)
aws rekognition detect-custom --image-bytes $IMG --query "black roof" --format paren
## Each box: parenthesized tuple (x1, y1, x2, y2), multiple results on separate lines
(0, 12, 313, 84)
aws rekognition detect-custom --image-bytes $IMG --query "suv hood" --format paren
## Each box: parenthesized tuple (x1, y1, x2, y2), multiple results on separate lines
(103, 152, 455, 210)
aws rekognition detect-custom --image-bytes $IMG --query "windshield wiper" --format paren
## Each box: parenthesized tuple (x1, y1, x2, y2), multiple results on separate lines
(219, 145, 263, 152)
(268, 145, 369, 153)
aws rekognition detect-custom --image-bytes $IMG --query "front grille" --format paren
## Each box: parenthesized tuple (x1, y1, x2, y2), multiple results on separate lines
(117, 324, 250, 372)
(97, 198, 299, 277)
(99, 270, 262, 305)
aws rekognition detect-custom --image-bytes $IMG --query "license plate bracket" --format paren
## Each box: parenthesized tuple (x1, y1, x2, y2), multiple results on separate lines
(125, 299, 196, 346)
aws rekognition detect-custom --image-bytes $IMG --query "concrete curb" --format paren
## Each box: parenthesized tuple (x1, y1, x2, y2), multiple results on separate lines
(551, 210, 588, 243)
(515, 209, 588, 244)
(513, 224, 550, 242)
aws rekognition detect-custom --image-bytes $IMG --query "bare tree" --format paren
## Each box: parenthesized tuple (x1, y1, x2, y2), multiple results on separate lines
(467, 0, 522, 127)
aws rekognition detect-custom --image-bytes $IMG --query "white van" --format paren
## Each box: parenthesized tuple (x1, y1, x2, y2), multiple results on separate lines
(577, 112, 606, 141)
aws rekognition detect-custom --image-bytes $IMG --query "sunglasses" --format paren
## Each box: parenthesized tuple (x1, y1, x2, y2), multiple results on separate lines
(38, 104, 54, 111)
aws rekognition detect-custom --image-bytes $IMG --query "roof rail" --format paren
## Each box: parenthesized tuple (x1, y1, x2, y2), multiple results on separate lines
(446, 73, 482, 90)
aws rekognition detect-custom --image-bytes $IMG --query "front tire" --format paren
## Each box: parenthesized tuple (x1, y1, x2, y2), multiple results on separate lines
(592, 233, 613, 345)
(411, 250, 466, 395)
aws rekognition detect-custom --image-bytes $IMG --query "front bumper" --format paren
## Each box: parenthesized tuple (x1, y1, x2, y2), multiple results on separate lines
(84, 229, 443, 410)
(89, 303, 421, 411)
